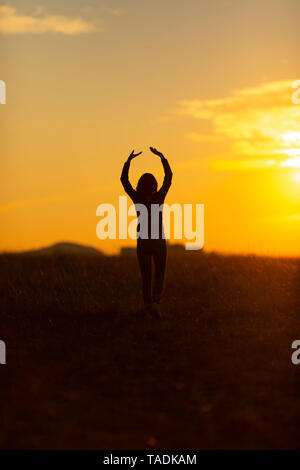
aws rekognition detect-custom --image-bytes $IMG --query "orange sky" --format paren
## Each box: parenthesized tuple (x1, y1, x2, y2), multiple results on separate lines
(1, 0, 300, 256)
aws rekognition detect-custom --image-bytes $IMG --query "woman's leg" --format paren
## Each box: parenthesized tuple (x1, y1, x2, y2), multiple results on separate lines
(137, 242, 152, 305)
(152, 240, 167, 303)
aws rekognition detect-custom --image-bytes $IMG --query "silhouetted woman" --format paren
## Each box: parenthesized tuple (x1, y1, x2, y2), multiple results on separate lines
(121, 147, 173, 316)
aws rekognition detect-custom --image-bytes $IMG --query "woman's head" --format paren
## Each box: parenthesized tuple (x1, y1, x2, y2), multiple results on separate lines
(136, 173, 158, 196)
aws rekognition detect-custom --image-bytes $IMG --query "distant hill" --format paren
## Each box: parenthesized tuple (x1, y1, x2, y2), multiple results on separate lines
(17, 242, 104, 256)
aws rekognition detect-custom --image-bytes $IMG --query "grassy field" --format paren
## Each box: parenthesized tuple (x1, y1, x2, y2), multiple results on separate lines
(0, 251, 299, 449)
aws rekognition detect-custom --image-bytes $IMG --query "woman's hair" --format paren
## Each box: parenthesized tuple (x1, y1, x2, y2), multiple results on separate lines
(136, 173, 158, 196)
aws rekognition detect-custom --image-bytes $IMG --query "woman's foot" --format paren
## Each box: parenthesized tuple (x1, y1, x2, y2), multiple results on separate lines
(141, 303, 153, 317)
(150, 302, 162, 319)
(141, 302, 162, 319)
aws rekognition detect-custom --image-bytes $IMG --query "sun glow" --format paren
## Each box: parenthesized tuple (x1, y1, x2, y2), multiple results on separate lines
(279, 157, 300, 168)
(292, 170, 300, 184)
(276, 132, 300, 159)
(280, 131, 300, 145)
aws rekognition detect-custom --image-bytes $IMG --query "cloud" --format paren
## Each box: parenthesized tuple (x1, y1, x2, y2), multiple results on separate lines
(0, 5, 99, 35)
(211, 159, 276, 171)
(177, 79, 300, 169)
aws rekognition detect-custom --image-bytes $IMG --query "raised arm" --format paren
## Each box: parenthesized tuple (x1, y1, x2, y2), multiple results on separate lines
(149, 147, 173, 199)
(120, 150, 142, 201)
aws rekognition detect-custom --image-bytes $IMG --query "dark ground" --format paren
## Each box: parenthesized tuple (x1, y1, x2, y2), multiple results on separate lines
(0, 252, 299, 449)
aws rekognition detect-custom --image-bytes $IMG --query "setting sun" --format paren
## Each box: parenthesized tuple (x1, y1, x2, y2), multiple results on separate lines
(280, 131, 300, 145)
(292, 170, 300, 184)
(280, 156, 300, 168)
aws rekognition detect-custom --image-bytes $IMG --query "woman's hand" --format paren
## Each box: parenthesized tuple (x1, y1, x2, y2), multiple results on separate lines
(149, 146, 164, 159)
(128, 149, 142, 161)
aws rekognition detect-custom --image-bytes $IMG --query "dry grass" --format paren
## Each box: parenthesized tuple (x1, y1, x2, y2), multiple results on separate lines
(0, 252, 299, 449)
